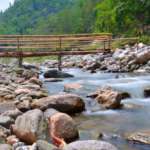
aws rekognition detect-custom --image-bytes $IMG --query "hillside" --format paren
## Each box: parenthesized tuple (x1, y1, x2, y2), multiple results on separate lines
(0, 0, 99, 34)
(0, 0, 149, 36)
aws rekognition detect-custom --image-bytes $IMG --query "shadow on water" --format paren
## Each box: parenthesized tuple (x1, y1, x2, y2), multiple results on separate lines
(42, 68, 150, 150)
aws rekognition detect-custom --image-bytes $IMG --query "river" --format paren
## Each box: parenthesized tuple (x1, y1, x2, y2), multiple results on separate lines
(42, 68, 150, 150)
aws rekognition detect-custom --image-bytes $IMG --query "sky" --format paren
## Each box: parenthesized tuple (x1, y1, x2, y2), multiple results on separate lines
(0, 0, 14, 11)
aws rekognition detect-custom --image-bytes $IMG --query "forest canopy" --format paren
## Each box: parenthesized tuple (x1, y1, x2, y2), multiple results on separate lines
(0, 0, 149, 36)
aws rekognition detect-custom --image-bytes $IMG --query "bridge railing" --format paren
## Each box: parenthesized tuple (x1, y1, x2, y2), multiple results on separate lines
(0, 33, 112, 51)
(0, 33, 112, 69)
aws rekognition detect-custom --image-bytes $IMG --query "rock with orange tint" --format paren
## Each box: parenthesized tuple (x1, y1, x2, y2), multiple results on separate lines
(11, 109, 47, 145)
(6, 135, 19, 145)
(49, 112, 79, 144)
(31, 93, 85, 114)
(89, 87, 130, 109)
(64, 83, 82, 92)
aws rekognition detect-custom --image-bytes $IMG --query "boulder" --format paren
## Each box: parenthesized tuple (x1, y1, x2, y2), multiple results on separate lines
(16, 100, 31, 112)
(135, 46, 150, 64)
(49, 112, 79, 144)
(144, 88, 150, 97)
(44, 70, 74, 78)
(0, 144, 12, 150)
(125, 131, 150, 145)
(44, 109, 58, 121)
(64, 83, 82, 92)
(1, 109, 22, 120)
(11, 109, 47, 145)
(63, 140, 118, 150)
(0, 116, 14, 128)
(89, 87, 130, 109)
(36, 140, 60, 150)
(31, 93, 85, 114)
(0, 102, 16, 114)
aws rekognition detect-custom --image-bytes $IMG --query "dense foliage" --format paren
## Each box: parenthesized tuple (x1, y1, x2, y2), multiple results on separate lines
(0, 0, 149, 36)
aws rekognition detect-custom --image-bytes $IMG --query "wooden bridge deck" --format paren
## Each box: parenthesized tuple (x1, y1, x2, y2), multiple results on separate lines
(0, 33, 112, 70)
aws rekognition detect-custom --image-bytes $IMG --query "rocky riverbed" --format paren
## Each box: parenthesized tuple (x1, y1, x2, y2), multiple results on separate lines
(0, 64, 120, 150)
(0, 43, 150, 150)
(43, 43, 150, 73)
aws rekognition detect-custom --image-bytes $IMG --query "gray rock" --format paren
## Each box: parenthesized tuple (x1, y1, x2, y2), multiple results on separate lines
(12, 109, 47, 145)
(0, 102, 16, 114)
(44, 109, 58, 121)
(36, 140, 59, 150)
(31, 93, 85, 114)
(0, 144, 12, 150)
(1, 109, 22, 120)
(0, 116, 14, 128)
(63, 140, 118, 150)
(44, 70, 74, 78)
(125, 130, 150, 145)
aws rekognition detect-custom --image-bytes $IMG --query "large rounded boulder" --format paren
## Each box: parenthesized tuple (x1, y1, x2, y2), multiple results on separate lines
(48, 112, 79, 145)
(31, 93, 85, 114)
(11, 109, 47, 145)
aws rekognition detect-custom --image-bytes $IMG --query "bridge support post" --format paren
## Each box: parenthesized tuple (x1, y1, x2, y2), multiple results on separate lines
(58, 37, 62, 71)
(18, 56, 23, 67)
(58, 54, 62, 71)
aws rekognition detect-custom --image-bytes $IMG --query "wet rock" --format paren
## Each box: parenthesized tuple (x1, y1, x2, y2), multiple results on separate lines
(44, 78, 63, 82)
(11, 109, 47, 145)
(144, 88, 150, 97)
(64, 83, 82, 92)
(90, 87, 130, 109)
(36, 140, 59, 150)
(63, 140, 118, 150)
(49, 112, 79, 144)
(126, 131, 150, 145)
(0, 144, 12, 150)
(44, 70, 74, 78)
(31, 94, 85, 114)
(0, 116, 14, 128)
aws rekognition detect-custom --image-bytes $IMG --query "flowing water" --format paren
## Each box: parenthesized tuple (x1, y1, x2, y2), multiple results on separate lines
(42, 68, 150, 150)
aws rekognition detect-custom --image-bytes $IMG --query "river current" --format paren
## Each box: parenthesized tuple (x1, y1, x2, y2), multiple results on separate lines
(42, 68, 150, 150)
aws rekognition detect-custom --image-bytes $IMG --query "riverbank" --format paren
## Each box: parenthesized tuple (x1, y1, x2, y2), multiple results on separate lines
(0, 42, 150, 150)
(43, 43, 150, 73)
(0, 65, 119, 150)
